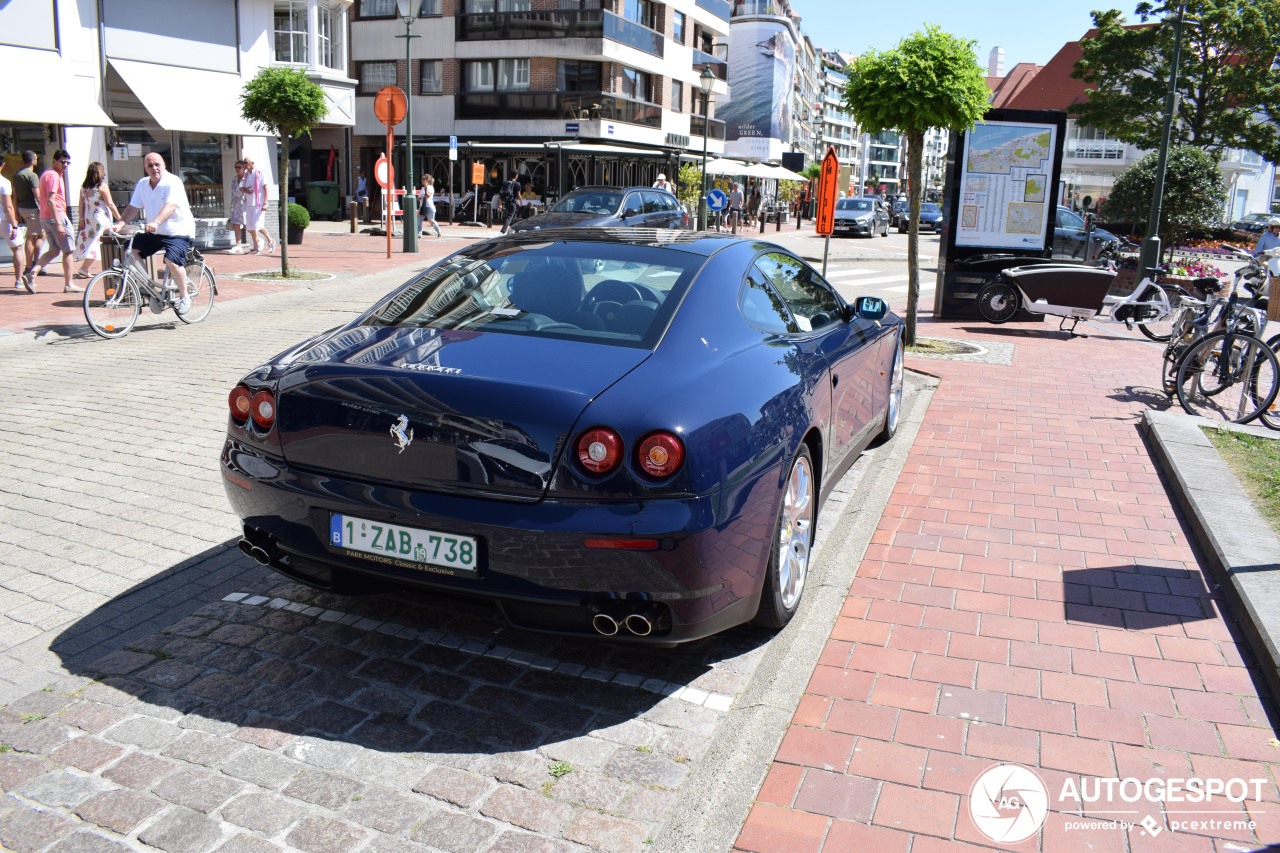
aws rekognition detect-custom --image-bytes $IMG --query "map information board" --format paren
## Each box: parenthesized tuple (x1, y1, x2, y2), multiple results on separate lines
(955, 120, 1057, 250)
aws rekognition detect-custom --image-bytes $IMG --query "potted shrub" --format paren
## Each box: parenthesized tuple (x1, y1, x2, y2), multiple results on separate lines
(286, 201, 310, 245)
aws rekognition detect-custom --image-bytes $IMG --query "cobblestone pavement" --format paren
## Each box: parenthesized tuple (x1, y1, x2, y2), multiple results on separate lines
(0, 251, 919, 852)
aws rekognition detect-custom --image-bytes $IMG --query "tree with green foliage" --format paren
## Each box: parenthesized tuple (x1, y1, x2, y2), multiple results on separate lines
(240, 67, 328, 276)
(842, 25, 989, 345)
(1072, 1, 1280, 162)
(676, 162, 703, 215)
(1101, 145, 1227, 258)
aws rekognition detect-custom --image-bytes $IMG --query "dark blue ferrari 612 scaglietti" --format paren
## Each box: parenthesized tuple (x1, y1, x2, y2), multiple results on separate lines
(222, 229, 904, 645)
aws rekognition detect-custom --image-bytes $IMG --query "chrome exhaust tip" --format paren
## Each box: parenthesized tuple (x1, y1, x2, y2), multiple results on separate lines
(249, 546, 271, 566)
(591, 613, 621, 636)
(237, 539, 255, 558)
(623, 613, 654, 636)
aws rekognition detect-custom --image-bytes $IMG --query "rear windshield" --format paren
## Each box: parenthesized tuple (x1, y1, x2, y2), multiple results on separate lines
(551, 191, 622, 214)
(363, 241, 702, 348)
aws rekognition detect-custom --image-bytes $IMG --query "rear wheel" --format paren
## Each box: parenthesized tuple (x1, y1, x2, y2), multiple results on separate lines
(177, 264, 216, 324)
(977, 281, 1020, 324)
(1257, 334, 1280, 430)
(1135, 283, 1181, 342)
(753, 445, 815, 630)
(1175, 332, 1279, 423)
(876, 337, 905, 442)
(83, 270, 139, 338)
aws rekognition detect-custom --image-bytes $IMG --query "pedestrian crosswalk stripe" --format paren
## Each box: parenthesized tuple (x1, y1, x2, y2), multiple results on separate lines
(834, 274, 910, 287)
(824, 268, 879, 279)
(885, 283, 935, 293)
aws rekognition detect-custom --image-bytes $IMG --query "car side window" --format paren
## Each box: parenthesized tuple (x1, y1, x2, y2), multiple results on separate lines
(754, 252, 842, 333)
(740, 266, 796, 334)
(641, 192, 664, 214)
(623, 193, 644, 218)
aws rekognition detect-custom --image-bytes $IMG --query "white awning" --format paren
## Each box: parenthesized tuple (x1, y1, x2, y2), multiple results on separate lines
(109, 59, 263, 136)
(553, 143, 669, 157)
(0, 56, 114, 127)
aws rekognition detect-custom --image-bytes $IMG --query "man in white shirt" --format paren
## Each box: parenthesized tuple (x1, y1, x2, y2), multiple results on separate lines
(0, 160, 23, 290)
(114, 152, 196, 314)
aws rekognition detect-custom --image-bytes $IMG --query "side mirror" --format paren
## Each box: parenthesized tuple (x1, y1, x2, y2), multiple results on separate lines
(853, 295, 888, 321)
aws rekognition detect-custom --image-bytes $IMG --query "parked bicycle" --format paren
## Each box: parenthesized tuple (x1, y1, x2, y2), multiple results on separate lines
(83, 227, 216, 339)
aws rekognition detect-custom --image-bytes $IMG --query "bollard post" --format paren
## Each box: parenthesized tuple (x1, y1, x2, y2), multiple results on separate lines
(349, 201, 358, 233)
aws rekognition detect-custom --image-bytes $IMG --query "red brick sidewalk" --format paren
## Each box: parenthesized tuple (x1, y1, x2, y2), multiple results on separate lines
(736, 318, 1279, 852)
(0, 221, 489, 338)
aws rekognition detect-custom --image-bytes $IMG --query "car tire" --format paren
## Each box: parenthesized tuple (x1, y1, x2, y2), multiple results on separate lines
(876, 336, 905, 443)
(753, 444, 815, 630)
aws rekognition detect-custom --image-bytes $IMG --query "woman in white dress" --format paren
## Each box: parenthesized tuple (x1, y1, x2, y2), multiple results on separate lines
(418, 174, 441, 238)
(72, 162, 121, 278)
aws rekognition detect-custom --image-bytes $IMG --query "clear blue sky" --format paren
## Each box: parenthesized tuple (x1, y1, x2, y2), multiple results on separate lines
(794, 0, 1128, 69)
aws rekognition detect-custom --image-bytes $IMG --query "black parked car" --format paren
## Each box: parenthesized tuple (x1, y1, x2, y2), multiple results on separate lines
(510, 186, 688, 232)
(897, 202, 944, 234)
(1053, 206, 1120, 260)
(889, 198, 909, 229)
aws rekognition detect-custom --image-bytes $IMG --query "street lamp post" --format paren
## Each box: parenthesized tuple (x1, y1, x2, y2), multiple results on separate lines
(1137, 1, 1188, 278)
(697, 66, 715, 232)
(395, 0, 420, 252)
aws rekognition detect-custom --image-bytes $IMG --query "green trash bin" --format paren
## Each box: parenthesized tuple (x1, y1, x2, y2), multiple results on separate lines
(308, 181, 342, 221)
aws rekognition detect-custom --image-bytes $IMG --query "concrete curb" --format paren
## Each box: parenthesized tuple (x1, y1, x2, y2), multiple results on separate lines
(655, 370, 939, 852)
(1142, 409, 1280, 703)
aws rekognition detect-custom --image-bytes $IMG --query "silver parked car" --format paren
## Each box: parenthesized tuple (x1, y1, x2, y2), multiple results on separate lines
(832, 197, 889, 238)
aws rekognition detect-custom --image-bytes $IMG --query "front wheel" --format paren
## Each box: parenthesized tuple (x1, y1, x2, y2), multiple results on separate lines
(1257, 334, 1280, 430)
(1175, 331, 1280, 424)
(977, 281, 1020, 324)
(876, 336, 905, 443)
(83, 270, 139, 339)
(1136, 283, 1181, 342)
(177, 264, 216, 324)
(753, 445, 816, 630)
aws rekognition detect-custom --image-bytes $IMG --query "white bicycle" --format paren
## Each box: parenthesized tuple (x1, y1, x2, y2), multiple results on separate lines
(83, 227, 216, 339)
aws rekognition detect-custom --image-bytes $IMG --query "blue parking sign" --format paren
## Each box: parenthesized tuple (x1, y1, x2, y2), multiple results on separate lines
(707, 188, 728, 211)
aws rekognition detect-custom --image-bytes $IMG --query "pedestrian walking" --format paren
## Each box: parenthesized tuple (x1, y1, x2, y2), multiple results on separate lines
(0, 158, 24, 290)
(13, 150, 42, 287)
(498, 174, 526, 235)
(71, 161, 121, 279)
(226, 159, 249, 253)
(112, 152, 196, 315)
(24, 149, 78, 294)
(728, 181, 744, 233)
(652, 173, 672, 191)
(240, 156, 275, 254)
(356, 169, 369, 222)
(417, 174, 441, 239)
(747, 182, 761, 228)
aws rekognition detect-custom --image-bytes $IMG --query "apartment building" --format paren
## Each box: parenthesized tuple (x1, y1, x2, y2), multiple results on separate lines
(349, 0, 732, 210)
(0, 0, 357, 249)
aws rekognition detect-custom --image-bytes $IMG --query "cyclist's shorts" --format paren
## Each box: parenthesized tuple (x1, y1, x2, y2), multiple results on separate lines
(134, 232, 194, 267)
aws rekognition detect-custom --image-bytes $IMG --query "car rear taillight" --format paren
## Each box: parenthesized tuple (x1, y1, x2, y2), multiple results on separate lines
(250, 390, 277, 430)
(636, 431, 684, 479)
(229, 386, 252, 425)
(577, 427, 623, 475)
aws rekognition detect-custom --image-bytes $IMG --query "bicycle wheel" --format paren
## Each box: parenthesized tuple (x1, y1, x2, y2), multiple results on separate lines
(1175, 331, 1280, 424)
(1256, 334, 1280, 430)
(977, 281, 1020, 324)
(83, 270, 140, 339)
(1135, 283, 1181, 342)
(177, 263, 216, 324)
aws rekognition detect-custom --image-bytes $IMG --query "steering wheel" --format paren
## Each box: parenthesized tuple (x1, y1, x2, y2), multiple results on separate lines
(585, 279, 644, 308)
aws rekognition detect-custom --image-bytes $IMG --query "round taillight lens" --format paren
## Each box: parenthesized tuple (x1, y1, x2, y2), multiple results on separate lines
(577, 427, 623, 475)
(228, 386, 252, 424)
(637, 431, 685, 479)
(250, 390, 277, 430)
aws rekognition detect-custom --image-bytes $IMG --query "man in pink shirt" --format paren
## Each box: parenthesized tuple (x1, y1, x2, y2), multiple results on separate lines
(23, 148, 78, 293)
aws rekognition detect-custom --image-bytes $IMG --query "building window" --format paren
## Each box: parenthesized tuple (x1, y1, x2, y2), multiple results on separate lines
(419, 0, 442, 13)
(673, 11, 685, 44)
(464, 0, 531, 10)
(274, 0, 308, 64)
(318, 3, 345, 71)
(419, 59, 442, 93)
(622, 0, 653, 27)
(620, 67, 652, 102)
(464, 59, 529, 91)
(358, 0, 395, 18)
(358, 61, 397, 94)
(671, 79, 683, 112)
(558, 60, 601, 91)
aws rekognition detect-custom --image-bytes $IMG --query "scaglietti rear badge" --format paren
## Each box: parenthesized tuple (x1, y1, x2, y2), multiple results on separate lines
(390, 415, 414, 453)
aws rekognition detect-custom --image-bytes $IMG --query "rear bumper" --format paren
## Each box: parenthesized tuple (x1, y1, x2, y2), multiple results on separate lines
(221, 438, 778, 644)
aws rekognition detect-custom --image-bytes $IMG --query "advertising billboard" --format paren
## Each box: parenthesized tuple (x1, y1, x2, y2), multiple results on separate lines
(720, 20, 795, 161)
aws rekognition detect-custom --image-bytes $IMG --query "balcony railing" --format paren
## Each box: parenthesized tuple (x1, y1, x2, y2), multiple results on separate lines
(603, 11, 663, 57)
(1064, 140, 1127, 160)
(455, 90, 663, 128)
(697, 0, 732, 20)
(456, 9, 603, 40)
(692, 49, 727, 81)
(690, 114, 726, 141)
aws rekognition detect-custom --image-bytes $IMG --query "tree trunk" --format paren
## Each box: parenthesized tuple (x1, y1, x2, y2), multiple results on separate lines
(904, 129, 925, 347)
(279, 133, 290, 277)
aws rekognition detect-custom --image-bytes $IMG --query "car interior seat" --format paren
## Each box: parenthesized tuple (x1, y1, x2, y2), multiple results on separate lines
(509, 261, 604, 330)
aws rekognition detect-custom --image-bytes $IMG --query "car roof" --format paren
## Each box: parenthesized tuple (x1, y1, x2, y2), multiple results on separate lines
(477, 227, 759, 258)
(565, 185, 675, 194)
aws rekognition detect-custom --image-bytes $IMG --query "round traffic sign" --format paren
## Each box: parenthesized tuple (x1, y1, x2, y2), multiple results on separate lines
(374, 155, 395, 190)
(706, 188, 728, 211)
(373, 85, 407, 126)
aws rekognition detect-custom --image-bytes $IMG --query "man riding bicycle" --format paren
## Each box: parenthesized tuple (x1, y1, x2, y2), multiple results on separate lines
(113, 152, 195, 314)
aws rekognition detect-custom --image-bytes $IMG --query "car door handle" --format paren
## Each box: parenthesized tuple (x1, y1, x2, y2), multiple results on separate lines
(832, 374, 839, 387)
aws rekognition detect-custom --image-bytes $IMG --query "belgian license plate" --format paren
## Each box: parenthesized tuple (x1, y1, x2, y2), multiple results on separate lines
(329, 514, 478, 573)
